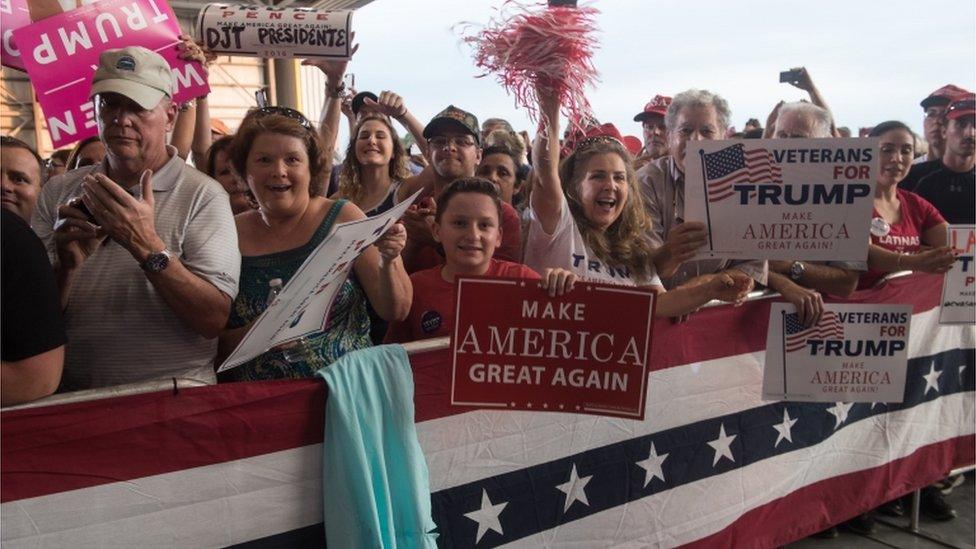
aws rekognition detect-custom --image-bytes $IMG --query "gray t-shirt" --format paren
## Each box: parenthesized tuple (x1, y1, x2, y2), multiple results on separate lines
(35, 148, 241, 390)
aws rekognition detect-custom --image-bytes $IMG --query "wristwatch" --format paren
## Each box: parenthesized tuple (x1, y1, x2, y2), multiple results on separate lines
(142, 249, 172, 273)
(789, 260, 805, 281)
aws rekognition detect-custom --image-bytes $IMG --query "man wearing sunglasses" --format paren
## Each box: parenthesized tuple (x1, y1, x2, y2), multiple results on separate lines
(32, 46, 241, 391)
(399, 105, 522, 272)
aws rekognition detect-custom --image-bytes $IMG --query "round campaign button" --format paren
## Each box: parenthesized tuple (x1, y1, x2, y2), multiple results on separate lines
(420, 310, 443, 334)
(870, 217, 891, 237)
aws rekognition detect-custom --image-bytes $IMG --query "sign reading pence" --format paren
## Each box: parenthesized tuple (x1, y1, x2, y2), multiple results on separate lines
(451, 278, 656, 419)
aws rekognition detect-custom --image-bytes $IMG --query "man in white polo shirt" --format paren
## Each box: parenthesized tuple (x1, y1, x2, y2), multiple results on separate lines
(47, 46, 240, 390)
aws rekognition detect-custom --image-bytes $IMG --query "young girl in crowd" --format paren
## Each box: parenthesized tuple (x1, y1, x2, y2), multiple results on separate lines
(334, 113, 413, 216)
(385, 178, 575, 343)
(204, 135, 254, 215)
(861, 121, 954, 289)
(217, 108, 411, 380)
(527, 89, 751, 316)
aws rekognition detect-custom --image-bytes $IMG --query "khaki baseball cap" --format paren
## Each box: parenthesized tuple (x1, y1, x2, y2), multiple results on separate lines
(89, 47, 172, 110)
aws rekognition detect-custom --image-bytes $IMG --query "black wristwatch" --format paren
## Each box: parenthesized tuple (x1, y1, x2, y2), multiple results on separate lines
(142, 249, 172, 273)
(789, 260, 805, 281)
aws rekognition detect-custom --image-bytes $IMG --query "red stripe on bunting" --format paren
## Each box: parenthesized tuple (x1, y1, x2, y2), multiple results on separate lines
(0, 274, 946, 502)
(684, 435, 976, 549)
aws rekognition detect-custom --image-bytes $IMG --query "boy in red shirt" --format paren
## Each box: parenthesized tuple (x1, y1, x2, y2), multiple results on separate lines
(386, 178, 574, 343)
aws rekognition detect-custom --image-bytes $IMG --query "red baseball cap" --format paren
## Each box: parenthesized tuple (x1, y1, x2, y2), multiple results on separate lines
(920, 84, 971, 109)
(945, 92, 975, 120)
(622, 135, 643, 156)
(634, 95, 671, 122)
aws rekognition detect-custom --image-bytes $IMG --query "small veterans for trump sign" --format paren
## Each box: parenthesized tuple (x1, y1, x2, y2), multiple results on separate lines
(762, 303, 912, 403)
(450, 278, 656, 419)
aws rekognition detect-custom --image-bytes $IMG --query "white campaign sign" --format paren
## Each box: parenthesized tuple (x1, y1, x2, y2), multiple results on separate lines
(218, 192, 420, 372)
(684, 138, 878, 261)
(940, 225, 976, 325)
(762, 303, 912, 403)
(196, 3, 352, 59)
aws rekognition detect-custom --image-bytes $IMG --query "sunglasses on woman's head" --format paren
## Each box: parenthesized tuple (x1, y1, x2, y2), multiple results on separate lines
(254, 106, 315, 131)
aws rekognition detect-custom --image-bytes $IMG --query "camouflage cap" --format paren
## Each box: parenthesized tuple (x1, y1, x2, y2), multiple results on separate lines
(423, 105, 480, 146)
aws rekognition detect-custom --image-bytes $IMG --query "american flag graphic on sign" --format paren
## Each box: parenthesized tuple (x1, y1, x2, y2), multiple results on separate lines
(785, 311, 845, 352)
(702, 144, 783, 202)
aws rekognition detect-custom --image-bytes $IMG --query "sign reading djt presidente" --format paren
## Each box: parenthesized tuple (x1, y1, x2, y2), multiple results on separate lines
(197, 3, 352, 59)
(451, 278, 656, 419)
(941, 225, 976, 325)
(219, 191, 420, 372)
(762, 303, 912, 403)
(12, 0, 209, 148)
(685, 138, 879, 261)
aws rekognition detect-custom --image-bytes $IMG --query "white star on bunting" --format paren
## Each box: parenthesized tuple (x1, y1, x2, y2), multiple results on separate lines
(922, 363, 942, 395)
(636, 442, 668, 487)
(827, 402, 853, 429)
(959, 364, 967, 385)
(464, 489, 507, 544)
(708, 423, 736, 466)
(556, 464, 592, 512)
(773, 408, 798, 448)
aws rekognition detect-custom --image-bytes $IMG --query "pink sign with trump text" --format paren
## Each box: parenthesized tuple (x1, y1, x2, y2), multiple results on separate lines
(451, 278, 656, 420)
(0, 0, 31, 70)
(13, 0, 209, 148)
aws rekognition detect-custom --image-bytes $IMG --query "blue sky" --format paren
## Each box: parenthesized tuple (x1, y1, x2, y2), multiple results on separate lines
(342, 0, 975, 140)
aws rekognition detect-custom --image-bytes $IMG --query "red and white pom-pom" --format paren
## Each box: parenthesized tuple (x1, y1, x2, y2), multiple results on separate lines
(461, 1, 600, 131)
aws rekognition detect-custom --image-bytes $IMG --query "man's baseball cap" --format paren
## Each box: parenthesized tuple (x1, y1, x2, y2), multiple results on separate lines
(920, 84, 970, 109)
(423, 105, 480, 145)
(89, 46, 173, 110)
(634, 95, 672, 122)
(351, 91, 378, 116)
(945, 92, 975, 120)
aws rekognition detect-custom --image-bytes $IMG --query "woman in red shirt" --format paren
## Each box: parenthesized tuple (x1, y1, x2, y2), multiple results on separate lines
(861, 121, 954, 289)
(385, 178, 574, 343)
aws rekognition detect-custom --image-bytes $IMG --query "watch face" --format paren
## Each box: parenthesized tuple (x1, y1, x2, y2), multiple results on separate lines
(145, 251, 170, 273)
(791, 262, 804, 279)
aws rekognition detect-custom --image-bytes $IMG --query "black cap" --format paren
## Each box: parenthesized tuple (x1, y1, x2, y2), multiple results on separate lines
(351, 91, 378, 116)
(423, 105, 480, 145)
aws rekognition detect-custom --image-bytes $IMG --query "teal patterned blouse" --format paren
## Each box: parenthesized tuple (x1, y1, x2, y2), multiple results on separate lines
(226, 200, 371, 381)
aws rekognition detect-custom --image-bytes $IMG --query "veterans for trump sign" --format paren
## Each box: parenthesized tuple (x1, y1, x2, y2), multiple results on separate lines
(196, 4, 353, 59)
(12, 0, 210, 148)
(941, 225, 976, 325)
(684, 138, 879, 261)
(762, 303, 912, 403)
(450, 278, 656, 419)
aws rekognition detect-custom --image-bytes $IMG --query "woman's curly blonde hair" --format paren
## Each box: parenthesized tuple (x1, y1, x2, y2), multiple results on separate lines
(338, 114, 410, 207)
(559, 139, 656, 283)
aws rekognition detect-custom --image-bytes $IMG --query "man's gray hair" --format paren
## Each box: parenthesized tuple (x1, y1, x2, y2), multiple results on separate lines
(665, 89, 731, 131)
(776, 101, 833, 138)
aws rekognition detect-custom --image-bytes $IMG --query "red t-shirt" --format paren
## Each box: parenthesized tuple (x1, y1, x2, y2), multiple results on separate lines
(859, 188, 945, 289)
(407, 201, 523, 273)
(384, 259, 540, 343)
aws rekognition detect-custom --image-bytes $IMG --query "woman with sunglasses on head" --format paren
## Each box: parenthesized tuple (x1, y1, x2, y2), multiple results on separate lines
(216, 107, 411, 380)
(527, 87, 751, 317)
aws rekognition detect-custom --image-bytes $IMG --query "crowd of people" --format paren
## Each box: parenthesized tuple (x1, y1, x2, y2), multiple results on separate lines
(1, 34, 973, 533)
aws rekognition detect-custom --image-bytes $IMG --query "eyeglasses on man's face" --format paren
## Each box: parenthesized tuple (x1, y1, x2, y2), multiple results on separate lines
(427, 135, 477, 150)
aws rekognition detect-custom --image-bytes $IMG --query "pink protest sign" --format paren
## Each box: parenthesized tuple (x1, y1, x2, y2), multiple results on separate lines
(13, 0, 210, 148)
(0, 0, 32, 70)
